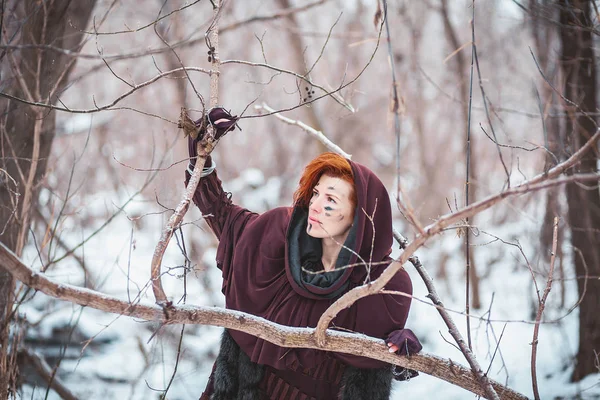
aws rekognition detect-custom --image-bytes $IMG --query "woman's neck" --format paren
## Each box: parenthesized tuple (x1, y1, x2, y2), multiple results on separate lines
(321, 233, 349, 272)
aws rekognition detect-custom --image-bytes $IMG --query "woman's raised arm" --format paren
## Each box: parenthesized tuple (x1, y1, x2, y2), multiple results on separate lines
(185, 131, 258, 238)
(184, 109, 258, 271)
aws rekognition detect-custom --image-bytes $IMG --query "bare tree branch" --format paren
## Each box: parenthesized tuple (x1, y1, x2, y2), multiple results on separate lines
(0, 241, 527, 400)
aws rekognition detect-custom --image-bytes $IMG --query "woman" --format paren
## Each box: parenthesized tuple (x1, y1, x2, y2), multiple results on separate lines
(187, 108, 421, 400)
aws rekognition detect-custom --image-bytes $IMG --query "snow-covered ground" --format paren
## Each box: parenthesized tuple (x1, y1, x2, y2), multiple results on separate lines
(17, 174, 600, 400)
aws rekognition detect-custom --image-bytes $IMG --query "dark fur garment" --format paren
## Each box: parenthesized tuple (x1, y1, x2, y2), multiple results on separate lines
(211, 330, 263, 400)
(339, 364, 393, 400)
(210, 330, 393, 400)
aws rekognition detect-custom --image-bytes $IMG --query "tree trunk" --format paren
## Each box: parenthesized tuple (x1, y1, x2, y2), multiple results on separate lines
(529, 0, 567, 307)
(440, 0, 481, 310)
(557, 0, 600, 382)
(0, 0, 96, 395)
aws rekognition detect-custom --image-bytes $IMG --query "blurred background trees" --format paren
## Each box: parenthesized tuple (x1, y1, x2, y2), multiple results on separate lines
(1, 0, 599, 398)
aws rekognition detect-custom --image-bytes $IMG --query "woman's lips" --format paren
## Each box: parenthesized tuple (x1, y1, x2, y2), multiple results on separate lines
(308, 216, 320, 224)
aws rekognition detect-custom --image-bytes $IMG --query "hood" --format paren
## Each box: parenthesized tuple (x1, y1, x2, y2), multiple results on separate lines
(285, 159, 394, 299)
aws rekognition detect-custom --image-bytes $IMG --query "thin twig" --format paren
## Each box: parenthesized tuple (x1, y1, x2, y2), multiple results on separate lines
(0, 0, 327, 63)
(45, 141, 168, 268)
(82, 0, 202, 35)
(529, 47, 598, 130)
(160, 325, 185, 399)
(381, 0, 402, 206)
(239, 15, 387, 119)
(531, 216, 559, 400)
(221, 59, 353, 111)
(465, 1, 476, 353)
(472, 5, 510, 185)
(254, 103, 351, 158)
(153, 2, 205, 108)
(0, 67, 215, 115)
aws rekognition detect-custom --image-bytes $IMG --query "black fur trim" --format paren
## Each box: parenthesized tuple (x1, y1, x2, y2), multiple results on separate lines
(237, 343, 264, 400)
(339, 365, 393, 400)
(211, 330, 265, 400)
(211, 330, 240, 400)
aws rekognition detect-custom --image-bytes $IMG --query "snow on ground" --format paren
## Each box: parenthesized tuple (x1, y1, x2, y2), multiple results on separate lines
(16, 176, 600, 399)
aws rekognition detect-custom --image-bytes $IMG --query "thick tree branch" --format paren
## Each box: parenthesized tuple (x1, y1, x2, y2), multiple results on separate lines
(0, 241, 526, 400)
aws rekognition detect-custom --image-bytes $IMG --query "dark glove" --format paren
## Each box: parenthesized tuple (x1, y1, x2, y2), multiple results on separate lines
(386, 329, 422, 356)
(386, 329, 422, 382)
(206, 107, 240, 140)
(188, 107, 239, 170)
(192, 106, 239, 142)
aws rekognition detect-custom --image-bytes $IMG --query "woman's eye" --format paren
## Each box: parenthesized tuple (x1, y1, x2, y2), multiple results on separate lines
(327, 197, 336, 204)
(312, 191, 318, 197)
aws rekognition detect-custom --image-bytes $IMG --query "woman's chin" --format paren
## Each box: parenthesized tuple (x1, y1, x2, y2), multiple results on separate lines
(306, 226, 324, 238)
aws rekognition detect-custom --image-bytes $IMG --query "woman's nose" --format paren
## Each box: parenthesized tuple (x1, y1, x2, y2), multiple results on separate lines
(310, 197, 323, 213)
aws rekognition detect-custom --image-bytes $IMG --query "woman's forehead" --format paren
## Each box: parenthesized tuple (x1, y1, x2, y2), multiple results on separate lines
(315, 174, 353, 197)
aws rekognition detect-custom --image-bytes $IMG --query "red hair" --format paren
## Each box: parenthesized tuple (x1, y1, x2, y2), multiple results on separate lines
(293, 152, 356, 208)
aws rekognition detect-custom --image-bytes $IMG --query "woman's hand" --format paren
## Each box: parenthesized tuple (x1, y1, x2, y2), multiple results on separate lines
(187, 107, 239, 169)
(386, 328, 422, 355)
(207, 107, 239, 140)
(385, 329, 422, 381)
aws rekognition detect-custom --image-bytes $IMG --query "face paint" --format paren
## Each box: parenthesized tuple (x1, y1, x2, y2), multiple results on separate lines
(306, 175, 354, 242)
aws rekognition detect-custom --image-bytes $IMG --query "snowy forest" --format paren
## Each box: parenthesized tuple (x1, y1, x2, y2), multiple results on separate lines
(1, 0, 599, 399)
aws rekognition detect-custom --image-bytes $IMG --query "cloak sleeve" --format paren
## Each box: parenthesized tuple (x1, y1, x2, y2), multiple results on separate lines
(331, 267, 413, 369)
(185, 162, 258, 275)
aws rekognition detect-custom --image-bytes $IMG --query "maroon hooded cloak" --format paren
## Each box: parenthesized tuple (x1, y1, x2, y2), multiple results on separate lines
(188, 157, 413, 398)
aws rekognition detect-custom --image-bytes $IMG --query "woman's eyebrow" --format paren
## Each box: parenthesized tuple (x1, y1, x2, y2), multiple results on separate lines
(324, 188, 341, 199)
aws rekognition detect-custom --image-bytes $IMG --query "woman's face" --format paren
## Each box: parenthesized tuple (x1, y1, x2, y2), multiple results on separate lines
(306, 174, 355, 241)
